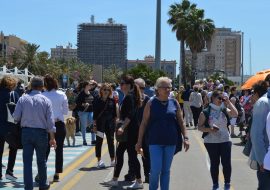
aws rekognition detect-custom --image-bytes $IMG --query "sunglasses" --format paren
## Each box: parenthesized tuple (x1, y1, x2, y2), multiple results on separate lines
(217, 96, 225, 101)
(103, 89, 110, 92)
(120, 82, 126, 86)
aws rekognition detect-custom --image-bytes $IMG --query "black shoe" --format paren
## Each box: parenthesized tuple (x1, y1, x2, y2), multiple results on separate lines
(53, 174, 59, 182)
(124, 174, 135, 181)
(39, 184, 50, 190)
(5, 170, 17, 181)
(91, 140, 96, 145)
(83, 141, 87, 146)
(35, 174, 40, 183)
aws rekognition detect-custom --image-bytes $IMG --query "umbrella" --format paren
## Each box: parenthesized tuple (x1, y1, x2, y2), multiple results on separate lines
(241, 69, 270, 90)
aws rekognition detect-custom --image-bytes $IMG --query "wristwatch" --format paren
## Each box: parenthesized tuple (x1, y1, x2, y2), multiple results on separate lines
(184, 136, 189, 141)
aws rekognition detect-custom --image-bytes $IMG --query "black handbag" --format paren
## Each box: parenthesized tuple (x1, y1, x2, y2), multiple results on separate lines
(242, 137, 252, 157)
(5, 123, 22, 149)
(174, 124, 183, 155)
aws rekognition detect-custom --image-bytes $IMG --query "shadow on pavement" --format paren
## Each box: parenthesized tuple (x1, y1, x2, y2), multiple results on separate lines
(100, 181, 133, 190)
(0, 181, 25, 188)
(63, 144, 83, 148)
(79, 166, 111, 172)
(233, 142, 245, 146)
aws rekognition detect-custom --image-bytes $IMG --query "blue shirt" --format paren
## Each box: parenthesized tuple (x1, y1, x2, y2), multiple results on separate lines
(116, 87, 124, 104)
(13, 90, 56, 133)
(147, 97, 179, 145)
(144, 87, 155, 97)
(250, 93, 270, 165)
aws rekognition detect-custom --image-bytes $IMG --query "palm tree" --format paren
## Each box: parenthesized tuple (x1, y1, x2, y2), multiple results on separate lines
(185, 8, 215, 84)
(22, 43, 40, 71)
(168, 0, 197, 86)
(8, 49, 22, 66)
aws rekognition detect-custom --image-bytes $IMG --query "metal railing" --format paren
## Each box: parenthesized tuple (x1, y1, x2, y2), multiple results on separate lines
(0, 65, 35, 84)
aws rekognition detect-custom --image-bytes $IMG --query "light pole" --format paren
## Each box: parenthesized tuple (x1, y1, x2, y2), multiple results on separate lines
(155, 0, 161, 70)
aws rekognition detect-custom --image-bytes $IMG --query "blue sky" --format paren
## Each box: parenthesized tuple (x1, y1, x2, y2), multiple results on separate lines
(1, 0, 269, 75)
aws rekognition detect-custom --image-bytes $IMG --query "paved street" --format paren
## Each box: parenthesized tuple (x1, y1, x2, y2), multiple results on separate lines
(1, 128, 258, 190)
(51, 128, 257, 190)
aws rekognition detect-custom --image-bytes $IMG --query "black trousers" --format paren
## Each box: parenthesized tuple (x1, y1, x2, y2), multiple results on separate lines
(114, 141, 141, 179)
(141, 140, 150, 178)
(95, 119, 115, 158)
(127, 138, 150, 178)
(0, 135, 17, 176)
(46, 121, 66, 173)
(190, 106, 202, 126)
(204, 142, 232, 185)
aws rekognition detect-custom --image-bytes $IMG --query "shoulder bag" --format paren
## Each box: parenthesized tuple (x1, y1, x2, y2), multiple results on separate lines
(6, 91, 16, 124)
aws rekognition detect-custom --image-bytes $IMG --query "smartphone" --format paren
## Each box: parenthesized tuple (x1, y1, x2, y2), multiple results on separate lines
(212, 124, 219, 130)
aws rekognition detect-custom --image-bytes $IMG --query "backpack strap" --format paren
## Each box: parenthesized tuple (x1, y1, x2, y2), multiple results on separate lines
(202, 106, 211, 138)
(221, 108, 231, 132)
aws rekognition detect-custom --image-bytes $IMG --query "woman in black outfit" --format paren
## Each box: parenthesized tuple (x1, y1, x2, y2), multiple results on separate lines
(0, 76, 19, 181)
(105, 75, 143, 189)
(93, 83, 116, 168)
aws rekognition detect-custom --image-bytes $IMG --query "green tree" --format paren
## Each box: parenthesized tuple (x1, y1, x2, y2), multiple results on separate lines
(21, 43, 40, 74)
(103, 64, 123, 83)
(8, 49, 22, 66)
(127, 63, 166, 85)
(37, 51, 50, 64)
(185, 8, 215, 85)
(168, 0, 197, 86)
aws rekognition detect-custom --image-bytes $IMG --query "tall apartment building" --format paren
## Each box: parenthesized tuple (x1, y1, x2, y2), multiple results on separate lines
(51, 44, 77, 61)
(77, 17, 127, 68)
(128, 55, 177, 79)
(186, 28, 242, 79)
(0, 31, 27, 60)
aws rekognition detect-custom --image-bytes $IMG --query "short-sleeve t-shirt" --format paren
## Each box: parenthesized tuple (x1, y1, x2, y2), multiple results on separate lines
(204, 108, 231, 143)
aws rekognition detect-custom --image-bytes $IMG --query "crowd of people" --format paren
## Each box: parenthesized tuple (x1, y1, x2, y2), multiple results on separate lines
(0, 74, 269, 190)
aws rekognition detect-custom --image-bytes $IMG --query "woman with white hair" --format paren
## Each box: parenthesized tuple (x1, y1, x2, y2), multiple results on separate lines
(136, 77, 190, 190)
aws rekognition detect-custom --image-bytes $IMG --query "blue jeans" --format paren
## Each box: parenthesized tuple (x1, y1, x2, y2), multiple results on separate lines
(149, 145, 176, 190)
(257, 169, 270, 190)
(21, 128, 48, 190)
(78, 111, 96, 142)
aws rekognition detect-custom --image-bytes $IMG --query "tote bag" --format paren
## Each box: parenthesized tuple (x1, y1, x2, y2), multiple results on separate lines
(6, 91, 16, 124)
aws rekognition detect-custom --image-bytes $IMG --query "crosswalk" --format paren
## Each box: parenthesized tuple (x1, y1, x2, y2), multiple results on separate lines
(1, 134, 94, 189)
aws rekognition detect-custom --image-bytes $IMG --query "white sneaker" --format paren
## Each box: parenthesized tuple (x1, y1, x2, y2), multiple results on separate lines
(110, 160, 116, 167)
(104, 179, 118, 187)
(97, 160, 105, 168)
(127, 181, 144, 189)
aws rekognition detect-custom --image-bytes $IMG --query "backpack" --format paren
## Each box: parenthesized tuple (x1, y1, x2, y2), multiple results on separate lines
(202, 106, 231, 138)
